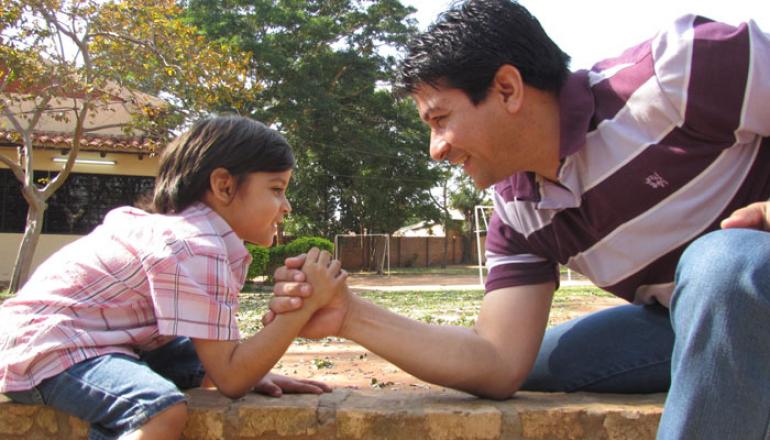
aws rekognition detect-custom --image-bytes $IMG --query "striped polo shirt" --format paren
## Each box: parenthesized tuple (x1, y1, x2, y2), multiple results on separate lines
(485, 15, 770, 306)
(0, 203, 251, 392)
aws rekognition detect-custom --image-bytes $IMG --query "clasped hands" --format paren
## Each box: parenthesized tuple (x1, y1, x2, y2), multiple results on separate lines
(262, 247, 352, 339)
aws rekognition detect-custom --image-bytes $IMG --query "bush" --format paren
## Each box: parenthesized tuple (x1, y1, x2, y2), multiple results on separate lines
(245, 244, 269, 280)
(266, 243, 289, 281)
(285, 236, 334, 255)
(246, 237, 335, 282)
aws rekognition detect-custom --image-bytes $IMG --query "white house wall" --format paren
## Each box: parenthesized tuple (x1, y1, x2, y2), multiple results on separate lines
(0, 147, 159, 284)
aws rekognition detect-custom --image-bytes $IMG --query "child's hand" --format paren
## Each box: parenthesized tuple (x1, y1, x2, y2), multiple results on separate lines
(300, 247, 348, 309)
(253, 372, 332, 397)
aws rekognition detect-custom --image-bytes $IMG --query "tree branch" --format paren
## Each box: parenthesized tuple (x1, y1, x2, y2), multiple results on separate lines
(88, 31, 182, 72)
(0, 151, 25, 182)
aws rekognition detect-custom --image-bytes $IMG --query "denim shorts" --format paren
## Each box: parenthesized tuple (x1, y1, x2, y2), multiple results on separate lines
(5, 337, 205, 440)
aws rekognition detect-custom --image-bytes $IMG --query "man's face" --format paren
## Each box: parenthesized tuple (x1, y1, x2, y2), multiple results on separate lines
(412, 83, 519, 189)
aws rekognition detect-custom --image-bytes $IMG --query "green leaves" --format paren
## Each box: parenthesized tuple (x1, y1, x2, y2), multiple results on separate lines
(184, 0, 439, 238)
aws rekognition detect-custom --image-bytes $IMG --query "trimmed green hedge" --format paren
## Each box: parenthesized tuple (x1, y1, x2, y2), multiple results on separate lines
(246, 236, 334, 282)
(245, 244, 269, 280)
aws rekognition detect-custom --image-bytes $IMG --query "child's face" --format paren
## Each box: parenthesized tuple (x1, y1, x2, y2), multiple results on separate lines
(225, 170, 293, 246)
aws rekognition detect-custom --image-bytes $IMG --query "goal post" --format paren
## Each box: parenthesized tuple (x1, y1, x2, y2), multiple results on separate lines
(334, 233, 391, 275)
(474, 205, 494, 286)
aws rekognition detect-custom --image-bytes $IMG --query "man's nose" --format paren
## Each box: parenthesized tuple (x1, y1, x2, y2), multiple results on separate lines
(429, 135, 450, 161)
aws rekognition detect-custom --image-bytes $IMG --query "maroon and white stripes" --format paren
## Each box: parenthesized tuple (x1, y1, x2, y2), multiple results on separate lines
(486, 15, 770, 306)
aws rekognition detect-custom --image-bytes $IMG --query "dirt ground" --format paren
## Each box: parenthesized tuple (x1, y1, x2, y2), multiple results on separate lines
(272, 272, 625, 394)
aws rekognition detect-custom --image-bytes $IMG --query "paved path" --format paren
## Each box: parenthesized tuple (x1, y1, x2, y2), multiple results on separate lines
(347, 273, 594, 291)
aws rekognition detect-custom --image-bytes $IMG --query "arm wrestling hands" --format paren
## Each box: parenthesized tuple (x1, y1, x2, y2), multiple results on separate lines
(264, 253, 555, 399)
(193, 248, 344, 398)
(263, 252, 351, 339)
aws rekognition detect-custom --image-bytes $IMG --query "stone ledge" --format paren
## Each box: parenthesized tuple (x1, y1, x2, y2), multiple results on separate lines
(0, 389, 664, 439)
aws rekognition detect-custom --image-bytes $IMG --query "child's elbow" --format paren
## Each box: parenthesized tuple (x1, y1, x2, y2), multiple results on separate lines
(211, 377, 251, 399)
(217, 384, 249, 400)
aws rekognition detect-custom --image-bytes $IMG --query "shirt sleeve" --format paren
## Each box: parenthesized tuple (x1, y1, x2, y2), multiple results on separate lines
(144, 239, 241, 341)
(484, 210, 559, 293)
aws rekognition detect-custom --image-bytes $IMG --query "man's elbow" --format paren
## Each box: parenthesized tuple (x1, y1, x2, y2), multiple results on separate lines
(461, 371, 527, 400)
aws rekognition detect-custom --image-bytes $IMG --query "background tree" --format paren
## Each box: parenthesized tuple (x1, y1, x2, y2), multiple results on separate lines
(183, 0, 442, 238)
(0, 0, 253, 292)
(450, 172, 491, 263)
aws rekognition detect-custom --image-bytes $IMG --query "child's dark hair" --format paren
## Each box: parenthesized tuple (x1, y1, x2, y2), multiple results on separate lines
(150, 116, 294, 214)
(395, 0, 571, 104)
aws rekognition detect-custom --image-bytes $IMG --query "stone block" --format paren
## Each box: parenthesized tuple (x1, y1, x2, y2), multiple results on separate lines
(424, 404, 502, 440)
(236, 394, 322, 438)
(68, 416, 89, 439)
(33, 406, 58, 436)
(512, 392, 664, 440)
(0, 404, 36, 435)
(337, 389, 502, 440)
(183, 389, 231, 440)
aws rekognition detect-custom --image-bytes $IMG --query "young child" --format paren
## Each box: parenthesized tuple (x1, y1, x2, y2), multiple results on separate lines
(0, 116, 347, 440)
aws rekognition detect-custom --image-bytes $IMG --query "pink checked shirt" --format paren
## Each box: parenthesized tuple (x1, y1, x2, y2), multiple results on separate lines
(0, 203, 251, 392)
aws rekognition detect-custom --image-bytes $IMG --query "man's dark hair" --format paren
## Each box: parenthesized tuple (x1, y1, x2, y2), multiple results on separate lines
(396, 0, 571, 104)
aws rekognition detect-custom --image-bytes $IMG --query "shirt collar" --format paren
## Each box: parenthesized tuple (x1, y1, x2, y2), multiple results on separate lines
(185, 202, 251, 264)
(558, 70, 594, 160)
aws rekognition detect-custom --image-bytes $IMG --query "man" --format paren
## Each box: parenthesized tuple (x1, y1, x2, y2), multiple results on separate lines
(265, 1, 770, 438)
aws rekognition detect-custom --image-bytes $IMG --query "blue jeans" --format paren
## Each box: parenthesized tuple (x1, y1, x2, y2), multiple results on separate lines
(521, 229, 770, 439)
(6, 337, 204, 440)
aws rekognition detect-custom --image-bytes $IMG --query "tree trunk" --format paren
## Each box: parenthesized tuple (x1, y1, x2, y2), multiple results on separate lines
(461, 232, 473, 264)
(441, 184, 448, 269)
(9, 195, 46, 293)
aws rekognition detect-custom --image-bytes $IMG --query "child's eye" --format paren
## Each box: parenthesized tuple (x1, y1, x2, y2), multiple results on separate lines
(272, 187, 285, 195)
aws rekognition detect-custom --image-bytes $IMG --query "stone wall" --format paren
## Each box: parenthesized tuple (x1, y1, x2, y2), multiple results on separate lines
(0, 389, 664, 439)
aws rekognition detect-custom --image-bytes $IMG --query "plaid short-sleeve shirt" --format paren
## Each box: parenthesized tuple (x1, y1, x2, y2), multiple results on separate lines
(0, 203, 251, 392)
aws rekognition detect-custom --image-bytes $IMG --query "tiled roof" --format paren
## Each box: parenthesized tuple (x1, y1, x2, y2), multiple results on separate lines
(0, 129, 163, 155)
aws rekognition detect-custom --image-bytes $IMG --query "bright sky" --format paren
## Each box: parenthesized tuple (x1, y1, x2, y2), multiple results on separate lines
(401, 0, 770, 70)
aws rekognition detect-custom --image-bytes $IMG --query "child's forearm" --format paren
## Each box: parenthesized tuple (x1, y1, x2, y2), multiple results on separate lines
(194, 305, 318, 398)
(198, 248, 344, 397)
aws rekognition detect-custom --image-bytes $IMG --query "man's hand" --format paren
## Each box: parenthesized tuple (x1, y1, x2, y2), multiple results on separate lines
(263, 253, 352, 339)
(720, 202, 770, 231)
(264, 254, 312, 325)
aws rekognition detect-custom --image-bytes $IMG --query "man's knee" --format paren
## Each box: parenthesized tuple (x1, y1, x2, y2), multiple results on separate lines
(674, 228, 770, 312)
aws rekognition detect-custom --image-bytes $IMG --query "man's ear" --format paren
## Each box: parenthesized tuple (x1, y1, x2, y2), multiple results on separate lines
(492, 64, 524, 113)
(208, 167, 236, 204)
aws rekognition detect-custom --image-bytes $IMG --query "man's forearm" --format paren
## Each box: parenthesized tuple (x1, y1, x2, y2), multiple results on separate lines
(339, 296, 530, 399)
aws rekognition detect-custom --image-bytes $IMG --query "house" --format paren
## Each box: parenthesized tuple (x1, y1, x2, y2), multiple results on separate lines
(392, 209, 465, 237)
(0, 84, 166, 281)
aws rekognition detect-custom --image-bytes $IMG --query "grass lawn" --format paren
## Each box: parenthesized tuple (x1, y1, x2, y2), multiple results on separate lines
(0, 283, 617, 338)
(237, 283, 615, 338)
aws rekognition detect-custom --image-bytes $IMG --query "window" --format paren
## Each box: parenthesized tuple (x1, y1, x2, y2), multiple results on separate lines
(0, 169, 155, 234)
